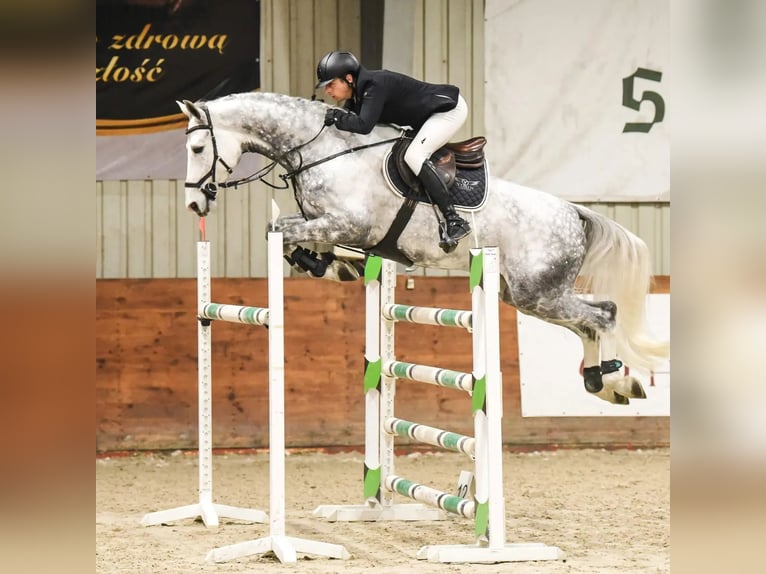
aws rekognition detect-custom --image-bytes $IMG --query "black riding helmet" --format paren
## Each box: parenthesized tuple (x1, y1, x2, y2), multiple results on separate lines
(315, 51, 360, 89)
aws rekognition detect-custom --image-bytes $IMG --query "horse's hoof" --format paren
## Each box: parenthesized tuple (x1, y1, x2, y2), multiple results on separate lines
(630, 379, 647, 399)
(351, 260, 366, 276)
(612, 392, 630, 405)
(612, 376, 647, 399)
(336, 262, 362, 282)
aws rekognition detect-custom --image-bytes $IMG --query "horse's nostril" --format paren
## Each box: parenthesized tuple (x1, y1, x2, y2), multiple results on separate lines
(189, 202, 199, 215)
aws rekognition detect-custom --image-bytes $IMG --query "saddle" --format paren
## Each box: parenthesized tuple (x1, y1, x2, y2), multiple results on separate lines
(393, 136, 487, 191)
(384, 135, 489, 210)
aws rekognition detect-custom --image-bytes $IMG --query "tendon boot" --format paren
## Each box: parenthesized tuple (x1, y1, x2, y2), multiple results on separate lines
(417, 160, 471, 253)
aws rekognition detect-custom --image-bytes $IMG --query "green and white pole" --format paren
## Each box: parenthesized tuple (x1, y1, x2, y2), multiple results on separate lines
(469, 247, 490, 544)
(363, 255, 383, 505)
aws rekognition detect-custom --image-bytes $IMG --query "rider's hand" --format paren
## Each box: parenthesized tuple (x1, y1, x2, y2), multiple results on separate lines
(324, 108, 343, 127)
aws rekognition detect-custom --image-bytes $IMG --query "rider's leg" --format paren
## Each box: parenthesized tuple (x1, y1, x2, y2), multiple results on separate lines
(404, 95, 471, 248)
(417, 160, 471, 246)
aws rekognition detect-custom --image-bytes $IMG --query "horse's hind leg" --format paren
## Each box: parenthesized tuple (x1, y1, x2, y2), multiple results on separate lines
(574, 300, 647, 404)
(598, 327, 647, 401)
(579, 317, 630, 406)
(504, 283, 632, 404)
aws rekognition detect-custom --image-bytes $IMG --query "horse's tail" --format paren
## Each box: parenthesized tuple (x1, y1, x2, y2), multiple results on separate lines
(573, 204, 669, 372)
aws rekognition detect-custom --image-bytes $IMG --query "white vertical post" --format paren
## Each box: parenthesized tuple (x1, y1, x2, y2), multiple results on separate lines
(379, 259, 397, 508)
(197, 241, 216, 526)
(482, 247, 506, 549)
(267, 232, 286, 538)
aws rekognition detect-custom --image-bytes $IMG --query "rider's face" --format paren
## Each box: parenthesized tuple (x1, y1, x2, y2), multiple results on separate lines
(324, 76, 353, 102)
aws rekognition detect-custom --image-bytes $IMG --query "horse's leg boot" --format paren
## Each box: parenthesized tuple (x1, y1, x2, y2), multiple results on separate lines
(417, 160, 471, 252)
(289, 246, 333, 277)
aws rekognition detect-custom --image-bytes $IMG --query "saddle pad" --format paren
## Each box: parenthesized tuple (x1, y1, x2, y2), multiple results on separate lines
(382, 151, 489, 211)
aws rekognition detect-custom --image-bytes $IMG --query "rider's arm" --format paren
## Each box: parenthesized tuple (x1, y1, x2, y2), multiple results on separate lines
(334, 82, 384, 135)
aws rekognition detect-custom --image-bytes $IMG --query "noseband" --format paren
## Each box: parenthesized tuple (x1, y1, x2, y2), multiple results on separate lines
(183, 106, 233, 202)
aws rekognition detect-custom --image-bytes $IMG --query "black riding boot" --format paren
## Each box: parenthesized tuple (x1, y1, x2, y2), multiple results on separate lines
(417, 160, 471, 252)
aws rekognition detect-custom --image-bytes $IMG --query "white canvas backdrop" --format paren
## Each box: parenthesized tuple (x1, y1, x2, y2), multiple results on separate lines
(484, 0, 669, 201)
(517, 294, 669, 417)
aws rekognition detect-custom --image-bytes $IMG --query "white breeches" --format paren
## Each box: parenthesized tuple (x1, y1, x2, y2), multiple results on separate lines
(404, 94, 468, 176)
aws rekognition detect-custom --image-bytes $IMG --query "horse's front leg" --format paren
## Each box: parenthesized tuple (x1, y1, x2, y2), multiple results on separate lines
(268, 213, 306, 233)
(275, 213, 370, 282)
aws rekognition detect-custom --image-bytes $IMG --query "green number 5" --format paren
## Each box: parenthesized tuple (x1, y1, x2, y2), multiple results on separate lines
(622, 67, 665, 133)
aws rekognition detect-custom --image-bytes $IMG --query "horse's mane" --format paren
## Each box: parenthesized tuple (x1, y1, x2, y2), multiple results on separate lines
(202, 91, 327, 116)
(200, 91, 402, 144)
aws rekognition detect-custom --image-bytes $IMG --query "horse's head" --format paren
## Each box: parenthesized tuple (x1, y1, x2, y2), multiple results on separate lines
(177, 99, 245, 217)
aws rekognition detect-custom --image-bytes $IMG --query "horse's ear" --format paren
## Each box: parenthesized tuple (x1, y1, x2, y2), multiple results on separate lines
(177, 99, 202, 120)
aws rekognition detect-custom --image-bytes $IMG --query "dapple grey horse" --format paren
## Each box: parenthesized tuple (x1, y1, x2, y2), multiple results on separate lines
(178, 92, 668, 404)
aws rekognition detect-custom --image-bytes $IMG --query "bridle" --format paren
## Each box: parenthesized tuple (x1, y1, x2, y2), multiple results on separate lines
(184, 103, 405, 202)
(183, 104, 326, 201)
(183, 106, 234, 203)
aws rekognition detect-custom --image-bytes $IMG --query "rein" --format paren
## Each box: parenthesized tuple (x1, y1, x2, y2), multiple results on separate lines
(184, 104, 404, 199)
(279, 135, 402, 182)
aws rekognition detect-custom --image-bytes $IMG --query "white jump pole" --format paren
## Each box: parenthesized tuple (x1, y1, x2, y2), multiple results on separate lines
(205, 202, 350, 564)
(141, 235, 268, 529)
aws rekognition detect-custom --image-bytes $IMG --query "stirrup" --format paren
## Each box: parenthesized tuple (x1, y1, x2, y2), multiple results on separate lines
(437, 221, 469, 254)
(447, 222, 471, 242)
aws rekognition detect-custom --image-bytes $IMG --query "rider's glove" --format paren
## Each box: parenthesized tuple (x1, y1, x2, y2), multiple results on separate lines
(324, 108, 344, 127)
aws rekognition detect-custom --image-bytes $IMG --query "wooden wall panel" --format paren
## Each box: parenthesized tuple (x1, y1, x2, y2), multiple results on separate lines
(149, 179, 176, 278)
(470, 0, 484, 143)
(97, 276, 670, 452)
(126, 180, 150, 278)
(338, 0, 362, 56)
(100, 181, 127, 278)
(174, 180, 198, 277)
(313, 0, 338, 58)
(96, 182, 104, 278)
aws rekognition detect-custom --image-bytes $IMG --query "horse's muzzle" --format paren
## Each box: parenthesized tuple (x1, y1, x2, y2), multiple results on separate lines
(188, 201, 208, 217)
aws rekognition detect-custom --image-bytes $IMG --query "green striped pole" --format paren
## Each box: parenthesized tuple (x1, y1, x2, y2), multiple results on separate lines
(382, 303, 472, 329)
(384, 418, 475, 457)
(383, 361, 474, 392)
(199, 302, 269, 326)
(384, 476, 475, 519)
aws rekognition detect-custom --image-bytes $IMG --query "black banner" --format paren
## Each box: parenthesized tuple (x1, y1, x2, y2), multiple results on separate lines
(96, 0, 260, 135)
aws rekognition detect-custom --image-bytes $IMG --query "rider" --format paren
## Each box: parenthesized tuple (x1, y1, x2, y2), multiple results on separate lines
(315, 50, 471, 251)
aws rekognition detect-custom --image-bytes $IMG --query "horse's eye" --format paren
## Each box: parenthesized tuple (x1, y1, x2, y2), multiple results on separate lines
(191, 146, 204, 154)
